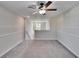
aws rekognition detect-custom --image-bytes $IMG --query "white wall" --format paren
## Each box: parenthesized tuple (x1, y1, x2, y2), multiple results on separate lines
(25, 19, 34, 40)
(56, 4, 79, 57)
(0, 6, 24, 57)
(35, 19, 56, 40)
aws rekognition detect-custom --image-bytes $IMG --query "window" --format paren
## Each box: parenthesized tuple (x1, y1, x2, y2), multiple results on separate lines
(32, 21, 50, 30)
(35, 22, 41, 30)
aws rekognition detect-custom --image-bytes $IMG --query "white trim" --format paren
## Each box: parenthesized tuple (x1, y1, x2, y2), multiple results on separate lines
(0, 30, 23, 57)
(32, 21, 48, 23)
(26, 31, 32, 40)
(0, 30, 23, 38)
(58, 40, 79, 57)
(0, 40, 23, 57)
(34, 38, 57, 40)
(58, 31, 79, 38)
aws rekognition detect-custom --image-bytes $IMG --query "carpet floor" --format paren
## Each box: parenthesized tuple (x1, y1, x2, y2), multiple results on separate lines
(1, 40, 77, 58)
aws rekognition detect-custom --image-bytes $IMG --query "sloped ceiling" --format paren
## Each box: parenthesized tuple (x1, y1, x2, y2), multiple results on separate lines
(0, 1, 79, 19)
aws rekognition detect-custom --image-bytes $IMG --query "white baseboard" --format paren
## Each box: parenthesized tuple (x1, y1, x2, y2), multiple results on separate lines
(34, 38, 57, 40)
(0, 40, 23, 57)
(58, 40, 79, 57)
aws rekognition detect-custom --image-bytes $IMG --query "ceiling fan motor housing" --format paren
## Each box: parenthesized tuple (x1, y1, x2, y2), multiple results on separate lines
(40, 2, 44, 6)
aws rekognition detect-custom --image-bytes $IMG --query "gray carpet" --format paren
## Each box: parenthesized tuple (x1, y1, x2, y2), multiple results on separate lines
(1, 40, 76, 58)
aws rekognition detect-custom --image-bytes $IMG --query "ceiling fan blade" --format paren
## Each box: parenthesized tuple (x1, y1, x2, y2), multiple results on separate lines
(28, 5, 36, 9)
(46, 9, 57, 11)
(45, 1, 52, 8)
(39, 5, 43, 9)
(32, 11, 37, 15)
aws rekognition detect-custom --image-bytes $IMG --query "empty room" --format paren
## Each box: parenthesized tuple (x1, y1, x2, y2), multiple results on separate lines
(0, 0, 79, 58)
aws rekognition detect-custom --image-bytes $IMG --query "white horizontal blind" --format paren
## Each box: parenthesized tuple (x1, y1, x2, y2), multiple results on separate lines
(32, 21, 50, 30)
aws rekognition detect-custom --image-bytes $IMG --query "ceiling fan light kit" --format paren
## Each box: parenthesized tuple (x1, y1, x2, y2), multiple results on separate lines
(39, 9, 46, 15)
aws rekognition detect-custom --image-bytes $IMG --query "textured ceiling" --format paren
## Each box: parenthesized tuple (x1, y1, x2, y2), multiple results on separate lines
(0, 1, 79, 19)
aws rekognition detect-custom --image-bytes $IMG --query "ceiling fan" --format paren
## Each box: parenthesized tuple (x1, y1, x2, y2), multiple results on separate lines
(28, 1, 57, 15)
